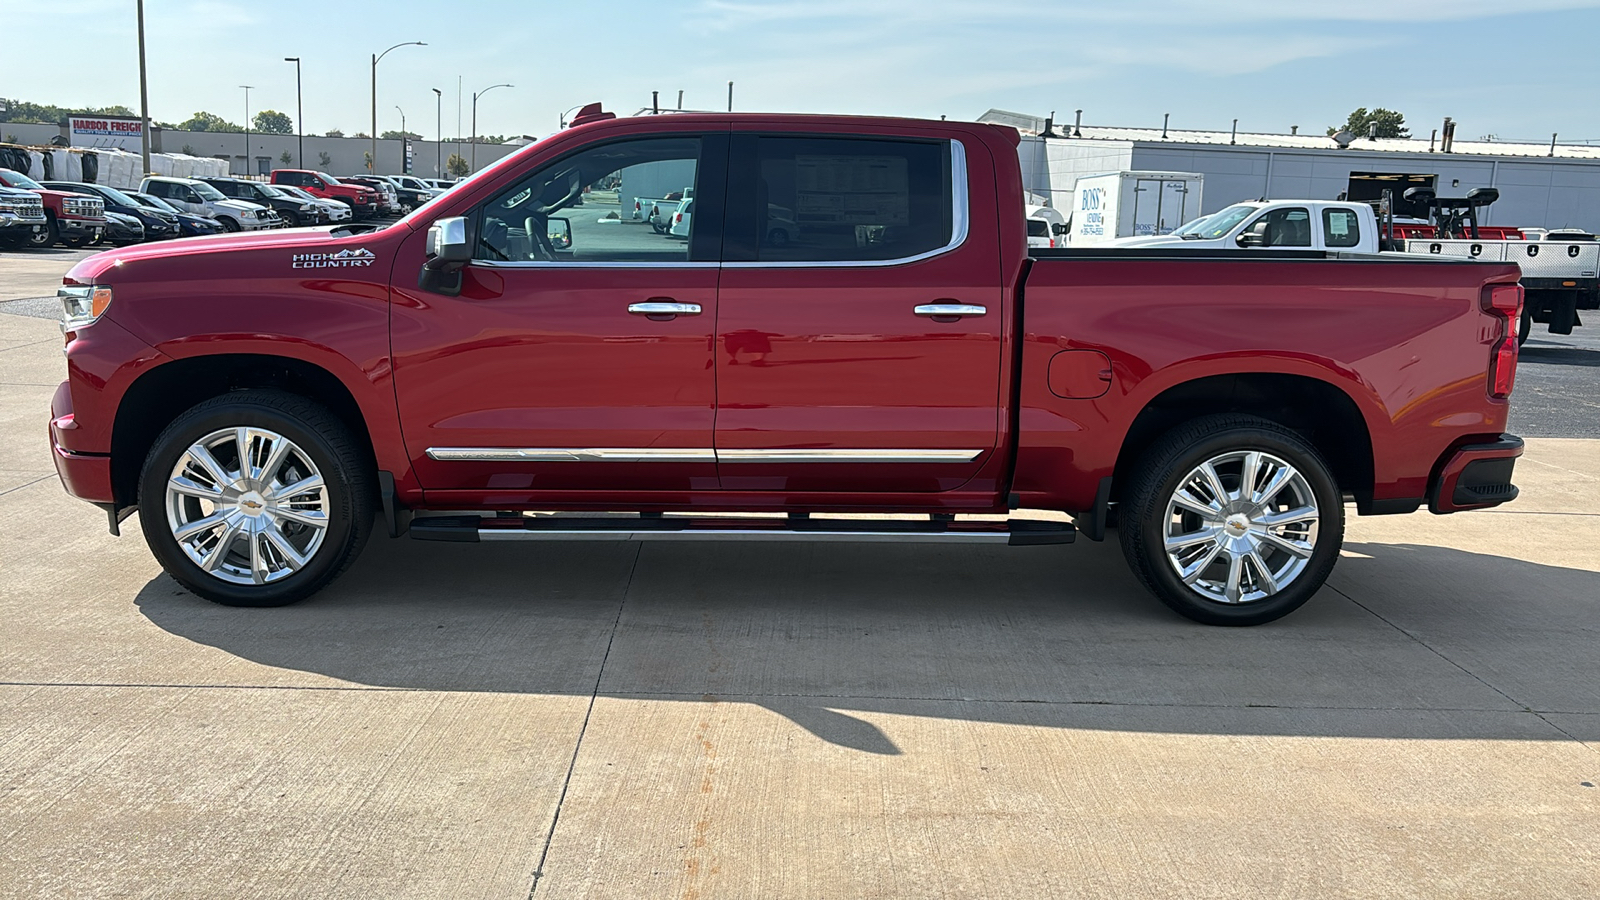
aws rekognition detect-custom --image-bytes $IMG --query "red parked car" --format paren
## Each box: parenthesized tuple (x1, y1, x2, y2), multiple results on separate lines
(0, 168, 106, 248)
(49, 105, 1524, 625)
(268, 169, 378, 219)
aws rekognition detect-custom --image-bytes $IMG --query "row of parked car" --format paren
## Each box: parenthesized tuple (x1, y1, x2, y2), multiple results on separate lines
(0, 167, 459, 250)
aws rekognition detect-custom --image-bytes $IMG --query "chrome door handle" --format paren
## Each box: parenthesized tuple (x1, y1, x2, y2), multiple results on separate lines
(914, 303, 987, 318)
(627, 302, 702, 316)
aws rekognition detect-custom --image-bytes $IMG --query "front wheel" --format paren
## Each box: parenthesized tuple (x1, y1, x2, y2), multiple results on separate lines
(1119, 415, 1344, 626)
(217, 216, 241, 233)
(138, 390, 374, 607)
(28, 215, 59, 248)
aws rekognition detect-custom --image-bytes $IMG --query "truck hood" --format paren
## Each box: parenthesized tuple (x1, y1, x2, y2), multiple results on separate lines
(64, 222, 409, 282)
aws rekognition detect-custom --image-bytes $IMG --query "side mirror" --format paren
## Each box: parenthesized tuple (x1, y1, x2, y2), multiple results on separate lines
(1236, 221, 1270, 248)
(546, 216, 572, 252)
(1051, 222, 1069, 237)
(424, 216, 471, 268)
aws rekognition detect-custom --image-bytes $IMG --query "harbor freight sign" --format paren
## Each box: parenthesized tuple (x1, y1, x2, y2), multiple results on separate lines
(67, 116, 145, 152)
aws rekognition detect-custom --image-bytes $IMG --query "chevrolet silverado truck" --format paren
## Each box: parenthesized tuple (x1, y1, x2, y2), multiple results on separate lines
(0, 184, 49, 248)
(48, 105, 1526, 626)
(269, 169, 379, 219)
(0, 168, 106, 248)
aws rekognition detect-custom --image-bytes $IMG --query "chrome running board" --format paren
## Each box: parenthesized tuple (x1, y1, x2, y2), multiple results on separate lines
(409, 514, 1074, 546)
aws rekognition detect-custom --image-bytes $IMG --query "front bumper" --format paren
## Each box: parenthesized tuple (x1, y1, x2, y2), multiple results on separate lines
(57, 216, 106, 239)
(1429, 434, 1523, 514)
(50, 381, 114, 505)
(0, 211, 48, 231)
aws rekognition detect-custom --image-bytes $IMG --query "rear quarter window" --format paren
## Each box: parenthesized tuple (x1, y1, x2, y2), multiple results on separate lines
(1323, 208, 1361, 248)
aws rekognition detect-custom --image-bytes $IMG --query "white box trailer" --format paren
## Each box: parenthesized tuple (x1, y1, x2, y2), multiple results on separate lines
(1069, 171, 1203, 245)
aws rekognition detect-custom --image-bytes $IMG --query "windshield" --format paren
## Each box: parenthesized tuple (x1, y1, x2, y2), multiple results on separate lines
(190, 182, 227, 201)
(93, 185, 140, 207)
(0, 168, 44, 190)
(275, 186, 310, 200)
(1181, 204, 1258, 240)
(256, 184, 286, 198)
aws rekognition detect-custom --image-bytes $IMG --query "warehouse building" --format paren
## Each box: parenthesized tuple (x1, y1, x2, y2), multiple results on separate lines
(982, 109, 1600, 232)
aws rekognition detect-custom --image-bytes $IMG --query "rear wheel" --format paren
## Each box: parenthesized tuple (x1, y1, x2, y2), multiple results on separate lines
(1519, 306, 1533, 346)
(138, 390, 374, 607)
(1119, 415, 1344, 626)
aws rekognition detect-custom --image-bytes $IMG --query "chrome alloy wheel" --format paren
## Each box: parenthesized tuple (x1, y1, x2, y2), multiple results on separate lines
(1161, 450, 1320, 605)
(164, 427, 329, 585)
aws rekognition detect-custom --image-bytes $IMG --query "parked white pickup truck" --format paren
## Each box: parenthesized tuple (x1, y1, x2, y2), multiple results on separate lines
(1108, 200, 1379, 252)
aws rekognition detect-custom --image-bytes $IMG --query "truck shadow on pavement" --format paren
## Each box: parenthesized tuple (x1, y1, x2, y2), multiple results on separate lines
(134, 534, 1600, 754)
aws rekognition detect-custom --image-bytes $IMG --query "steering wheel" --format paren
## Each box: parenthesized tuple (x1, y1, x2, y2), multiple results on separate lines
(524, 215, 558, 261)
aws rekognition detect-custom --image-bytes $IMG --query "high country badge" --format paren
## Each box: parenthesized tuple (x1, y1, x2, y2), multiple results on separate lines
(291, 248, 377, 269)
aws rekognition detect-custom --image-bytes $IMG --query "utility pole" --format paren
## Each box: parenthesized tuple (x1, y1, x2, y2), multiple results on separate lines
(727, 81, 733, 112)
(372, 41, 425, 174)
(284, 57, 302, 166)
(470, 83, 512, 172)
(136, 0, 151, 175)
(239, 84, 254, 175)
(432, 88, 442, 176)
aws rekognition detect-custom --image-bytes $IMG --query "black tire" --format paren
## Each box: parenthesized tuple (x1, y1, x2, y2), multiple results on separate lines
(28, 215, 58, 248)
(1518, 306, 1534, 346)
(138, 390, 375, 607)
(217, 216, 241, 233)
(1118, 414, 1344, 626)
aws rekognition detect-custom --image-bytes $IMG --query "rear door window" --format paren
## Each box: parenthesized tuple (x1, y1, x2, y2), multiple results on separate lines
(1322, 208, 1361, 248)
(731, 136, 955, 262)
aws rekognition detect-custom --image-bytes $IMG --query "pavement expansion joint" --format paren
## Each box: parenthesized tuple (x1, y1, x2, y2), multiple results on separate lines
(525, 543, 640, 899)
(1327, 582, 1594, 750)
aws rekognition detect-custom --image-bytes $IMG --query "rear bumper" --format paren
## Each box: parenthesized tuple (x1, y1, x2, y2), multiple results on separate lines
(1428, 434, 1523, 514)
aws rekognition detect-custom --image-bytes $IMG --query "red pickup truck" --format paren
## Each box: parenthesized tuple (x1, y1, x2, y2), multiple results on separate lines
(268, 169, 379, 219)
(49, 106, 1525, 625)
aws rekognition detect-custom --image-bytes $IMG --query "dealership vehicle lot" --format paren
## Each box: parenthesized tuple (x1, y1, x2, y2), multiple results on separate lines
(2, 246, 1598, 897)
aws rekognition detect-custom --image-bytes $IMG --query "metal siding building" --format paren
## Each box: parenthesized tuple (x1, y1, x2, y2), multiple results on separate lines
(987, 110, 1600, 232)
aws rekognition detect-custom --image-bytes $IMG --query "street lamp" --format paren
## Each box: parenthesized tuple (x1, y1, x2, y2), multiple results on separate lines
(372, 41, 425, 174)
(284, 57, 302, 167)
(239, 84, 254, 176)
(558, 104, 586, 129)
(395, 105, 406, 174)
(432, 88, 443, 177)
(471, 83, 512, 172)
(136, 0, 151, 176)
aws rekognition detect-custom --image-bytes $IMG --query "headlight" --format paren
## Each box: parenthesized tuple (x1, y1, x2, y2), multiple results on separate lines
(60, 285, 112, 332)
(240, 209, 257, 219)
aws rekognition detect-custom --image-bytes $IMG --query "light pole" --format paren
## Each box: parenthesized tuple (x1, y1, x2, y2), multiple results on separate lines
(284, 57, 302, 167)
(432, 88, 442, 176)
(395, 105, 406, 174)
(471, 83, 512, 172)
(371, 41, 425, 174)
(239, 84, 254, 175)
(558, 104, 585, 129)
(136, 0, 151, 175)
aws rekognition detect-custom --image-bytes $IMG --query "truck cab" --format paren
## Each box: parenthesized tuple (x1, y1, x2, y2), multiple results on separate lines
(1113, 200, 1381, 253)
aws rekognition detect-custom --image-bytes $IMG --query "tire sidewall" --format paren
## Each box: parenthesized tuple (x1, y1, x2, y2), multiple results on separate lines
(138, 396, 361, 606)
(1135, 427, 1344, 626)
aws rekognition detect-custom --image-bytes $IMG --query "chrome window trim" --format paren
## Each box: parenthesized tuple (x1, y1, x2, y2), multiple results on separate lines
(468, 139, 968, 271)
(427, 447, 984, 464)
(427, 447, 716, 463)
(723, 138, 968, 270)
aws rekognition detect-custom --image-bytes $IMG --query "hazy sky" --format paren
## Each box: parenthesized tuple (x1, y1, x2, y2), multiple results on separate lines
(7, 0, 1600, 144)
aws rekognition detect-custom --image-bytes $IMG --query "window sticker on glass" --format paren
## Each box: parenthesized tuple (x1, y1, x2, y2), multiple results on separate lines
(795, 156, 909, 226)
(1329, 213, 1349, 236)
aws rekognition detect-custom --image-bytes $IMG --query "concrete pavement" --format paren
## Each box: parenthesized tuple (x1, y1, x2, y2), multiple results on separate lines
(1, 307, 1597, 898)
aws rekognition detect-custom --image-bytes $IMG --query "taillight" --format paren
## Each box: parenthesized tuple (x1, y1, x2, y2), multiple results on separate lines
(674, 212, 682, 223)
(1484, 283, 1522, 399)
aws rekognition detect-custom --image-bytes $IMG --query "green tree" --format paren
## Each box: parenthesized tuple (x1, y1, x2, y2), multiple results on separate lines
(380, 130, 421, 141)
(253, 109, 293, 134)
(322, 128, 344, 138)
(181, 144, 197, 156)
(446, 153, 469, 178)
(280, 150, 294, 165)
(175, 111, 242, 133)
(1328, 107, 1409, 139)
(362, 151, 373, 172)
(0, 98, 134, 124)
(318, 150, 332, 168)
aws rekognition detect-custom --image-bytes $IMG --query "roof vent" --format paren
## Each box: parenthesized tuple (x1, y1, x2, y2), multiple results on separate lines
(1331, 130, 1355, 149)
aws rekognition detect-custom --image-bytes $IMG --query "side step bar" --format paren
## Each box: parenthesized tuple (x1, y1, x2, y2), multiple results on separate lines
(410, 514, 1074, 546)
